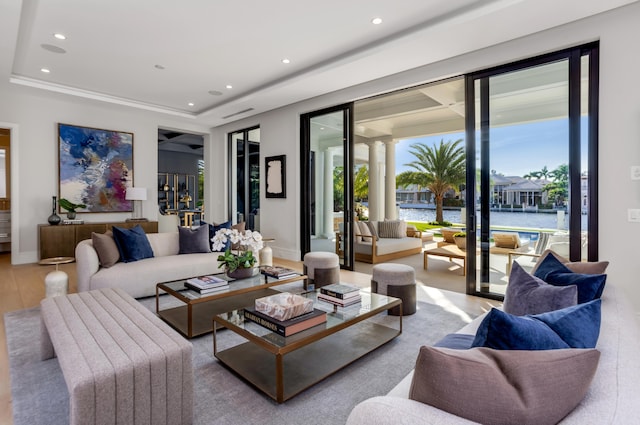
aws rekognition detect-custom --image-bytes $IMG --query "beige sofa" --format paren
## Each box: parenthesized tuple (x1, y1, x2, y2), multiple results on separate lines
(346, 283, 640, 424)
(76, 231, 224, 298)
(350, 221, 423, 264)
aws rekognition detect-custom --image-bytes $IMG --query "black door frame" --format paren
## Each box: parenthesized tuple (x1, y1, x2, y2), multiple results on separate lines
(464, 42, 600, 299)
(227, 125, 260, 227)
(300, 103, 354, 268)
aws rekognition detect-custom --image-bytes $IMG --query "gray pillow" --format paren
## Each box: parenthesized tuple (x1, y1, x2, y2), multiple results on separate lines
(91, 231, 120, 268)
(178, 225, 211, 254)
(504, 262, 578, 315)
(409, 346, 600, 425)
(378, 220, 404, 238)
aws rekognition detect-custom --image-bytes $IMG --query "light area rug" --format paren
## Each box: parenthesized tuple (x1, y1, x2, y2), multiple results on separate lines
(5, 296, 475, 425)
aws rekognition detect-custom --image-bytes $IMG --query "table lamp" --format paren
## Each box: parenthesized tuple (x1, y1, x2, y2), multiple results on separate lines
(125, 187, 148, 221)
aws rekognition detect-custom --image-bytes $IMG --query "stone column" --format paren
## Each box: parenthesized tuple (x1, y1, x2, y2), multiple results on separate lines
(366, 141, 381, 222)
(384, 140, 398, 220)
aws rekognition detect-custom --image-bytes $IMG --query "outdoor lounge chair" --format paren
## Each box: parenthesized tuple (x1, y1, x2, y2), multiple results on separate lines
(490, 231, 530, 255)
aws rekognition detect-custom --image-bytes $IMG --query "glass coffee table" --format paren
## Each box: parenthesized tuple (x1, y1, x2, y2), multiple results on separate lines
(156, 272, 306, 338)
(212, 290, 402, 403)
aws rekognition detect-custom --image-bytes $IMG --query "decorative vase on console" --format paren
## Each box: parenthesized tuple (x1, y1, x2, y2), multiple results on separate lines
(212, 228, 264, 280)
(47, 196, 61, 225)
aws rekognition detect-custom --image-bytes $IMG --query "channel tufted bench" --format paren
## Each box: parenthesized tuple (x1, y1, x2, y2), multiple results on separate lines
(40, 288, 193, 425)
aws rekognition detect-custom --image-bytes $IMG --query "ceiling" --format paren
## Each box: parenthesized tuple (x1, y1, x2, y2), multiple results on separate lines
(3, 0, 638, 127)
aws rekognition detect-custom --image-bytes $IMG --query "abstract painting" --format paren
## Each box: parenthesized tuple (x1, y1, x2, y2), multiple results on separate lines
(265, 155, 286, 198)
(58, 123, 133, 212)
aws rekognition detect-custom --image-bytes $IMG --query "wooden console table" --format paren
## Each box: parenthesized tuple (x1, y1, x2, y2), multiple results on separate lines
(38, 221, 158, 259)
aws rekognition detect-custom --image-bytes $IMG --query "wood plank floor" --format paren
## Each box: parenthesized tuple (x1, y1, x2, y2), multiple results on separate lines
(0, 253, 498, 425)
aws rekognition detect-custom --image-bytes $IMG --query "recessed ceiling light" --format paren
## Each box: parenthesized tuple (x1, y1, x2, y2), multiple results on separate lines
(154, 64, 165, 70)
(188, 102, 194, 107)
(53, 33, 66, 40)
(41, 68, 50, 73)
(208, 90, 223, 96)
(226, 85, 233, 89)
(372, 17, 382, 25)
(282, 58, 291, 64)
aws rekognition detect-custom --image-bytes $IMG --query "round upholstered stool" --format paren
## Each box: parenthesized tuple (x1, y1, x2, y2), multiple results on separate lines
(371, 263, 416, 316)
(303, 251, 340, 290)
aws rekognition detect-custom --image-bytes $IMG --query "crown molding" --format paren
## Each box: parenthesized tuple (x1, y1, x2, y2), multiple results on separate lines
(9, 75, 197, 119)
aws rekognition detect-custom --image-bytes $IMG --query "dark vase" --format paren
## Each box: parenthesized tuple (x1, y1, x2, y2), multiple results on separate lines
(226, 267, 257, 279)
(47, 196, 61, 225)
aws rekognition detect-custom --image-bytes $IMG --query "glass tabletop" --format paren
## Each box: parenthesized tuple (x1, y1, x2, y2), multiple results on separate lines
(159, 272, 304, 301)
(214, 290, 400, 348)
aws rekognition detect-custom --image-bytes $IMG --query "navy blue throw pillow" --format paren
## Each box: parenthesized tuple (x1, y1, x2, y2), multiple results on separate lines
(112, 225, 154, 263)
(532, 253, 572, 280)
(201, 220, 232, 251)
(434, 333, 475, 350)
(472, 299, 601, 350)
(533, 251, 607, 303)
(545, 270, 607, 304)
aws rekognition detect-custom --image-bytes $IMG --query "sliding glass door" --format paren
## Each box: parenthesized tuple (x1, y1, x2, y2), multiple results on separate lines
(465, 43, 599, 298)
(228, 126, 260, 230)
(301, 104, 354, 268)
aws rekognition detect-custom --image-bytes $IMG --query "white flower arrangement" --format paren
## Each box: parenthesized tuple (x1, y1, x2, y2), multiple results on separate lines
(211, 228, 264, 253)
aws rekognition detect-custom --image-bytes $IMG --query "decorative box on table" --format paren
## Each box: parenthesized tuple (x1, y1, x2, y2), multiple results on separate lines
(255, 292, 313, 321)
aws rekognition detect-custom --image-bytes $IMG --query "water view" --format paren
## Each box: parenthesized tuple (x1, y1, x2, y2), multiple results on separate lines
(398, 208, 586, 231)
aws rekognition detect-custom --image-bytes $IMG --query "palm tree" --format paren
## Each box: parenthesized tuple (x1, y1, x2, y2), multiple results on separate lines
(354, 165, 369, 202)
(544, 164, 569, 206)
(538, 165, 551, 180)
(396, 139, 466, 223)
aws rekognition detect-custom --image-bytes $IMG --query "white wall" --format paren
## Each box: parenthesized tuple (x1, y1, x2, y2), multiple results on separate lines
(213, 3, 640, 315)
(0, 84, 214, 264)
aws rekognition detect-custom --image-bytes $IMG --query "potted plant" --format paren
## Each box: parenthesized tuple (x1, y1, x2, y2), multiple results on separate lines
(453, 231, 466, 250)
(212, 228, 264, 278)
(58, 198, 86, 219)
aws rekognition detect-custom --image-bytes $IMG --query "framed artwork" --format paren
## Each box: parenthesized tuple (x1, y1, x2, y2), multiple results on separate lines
(58, 123, 134, 212)
(265, 155, 286, 198)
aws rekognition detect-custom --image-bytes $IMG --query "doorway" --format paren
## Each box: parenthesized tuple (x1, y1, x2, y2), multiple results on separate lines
(0, 128, 10, 253)
(157, 129, 204, 227)
(228, 126, 260, 230)
(301, 104, 354, 268)
(465, 43, 599, 298)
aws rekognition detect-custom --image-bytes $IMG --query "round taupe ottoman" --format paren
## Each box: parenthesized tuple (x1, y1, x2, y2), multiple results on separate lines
(303, 251, 340, 290)
(371, 263, 416, 316)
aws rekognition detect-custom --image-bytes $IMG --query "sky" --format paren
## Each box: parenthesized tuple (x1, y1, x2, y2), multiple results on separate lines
(396, 118, 588, 177)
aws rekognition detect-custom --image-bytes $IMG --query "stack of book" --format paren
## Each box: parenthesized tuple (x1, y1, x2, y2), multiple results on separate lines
(317, 283, 361, 307)
(243, 307, 327, 337)
(260, 266, 299, 280)
(184, 275, 229, 294)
